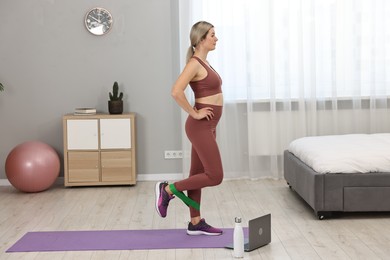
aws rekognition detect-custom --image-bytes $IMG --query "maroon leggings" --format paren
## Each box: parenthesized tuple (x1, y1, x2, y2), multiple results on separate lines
(174, 103, 224, 217)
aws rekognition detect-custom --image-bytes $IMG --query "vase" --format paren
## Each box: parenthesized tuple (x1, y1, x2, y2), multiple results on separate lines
(108, 100, 123, 114)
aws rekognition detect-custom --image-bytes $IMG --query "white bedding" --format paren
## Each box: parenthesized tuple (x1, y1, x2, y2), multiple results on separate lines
(288, 133, 390, 174)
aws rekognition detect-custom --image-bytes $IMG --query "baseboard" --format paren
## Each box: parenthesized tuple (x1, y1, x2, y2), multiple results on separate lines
(0, 179, 11, 186)
(0, 173, 184, 186)
(136, 173, 184, 181)
(0, 177, 65, 186)
(0, 175, 280, 187)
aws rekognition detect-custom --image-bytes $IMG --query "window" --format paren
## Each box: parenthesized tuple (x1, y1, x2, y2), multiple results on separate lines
(188, 0, 390, 101)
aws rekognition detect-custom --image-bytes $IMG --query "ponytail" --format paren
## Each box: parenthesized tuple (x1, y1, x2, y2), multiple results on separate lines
(186, 46, 195, 63)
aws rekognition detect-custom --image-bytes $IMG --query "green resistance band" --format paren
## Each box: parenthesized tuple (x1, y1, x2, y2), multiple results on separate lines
(169, 184, 200, 211)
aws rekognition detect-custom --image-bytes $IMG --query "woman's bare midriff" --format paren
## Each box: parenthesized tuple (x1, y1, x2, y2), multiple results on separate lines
(195, 93, 223, 106)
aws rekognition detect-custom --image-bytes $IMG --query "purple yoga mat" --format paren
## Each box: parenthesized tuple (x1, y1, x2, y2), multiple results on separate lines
(6, 228, 249, 252)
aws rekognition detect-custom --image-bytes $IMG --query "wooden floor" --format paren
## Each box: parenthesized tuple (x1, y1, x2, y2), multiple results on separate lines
(1, 179, 390, 260)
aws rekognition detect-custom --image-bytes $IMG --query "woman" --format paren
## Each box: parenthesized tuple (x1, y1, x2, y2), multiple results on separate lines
(155, 21, 224, 236)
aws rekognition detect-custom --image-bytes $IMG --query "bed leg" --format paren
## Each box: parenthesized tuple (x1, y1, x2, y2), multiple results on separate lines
(317, 211, 332, 220)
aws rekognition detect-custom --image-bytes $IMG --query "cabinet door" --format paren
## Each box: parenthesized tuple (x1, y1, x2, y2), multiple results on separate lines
(68, 152, 99, 182)
(101, 151, 132, 182)
(100, 118, 131, 149)
(67, 119, 98, 150)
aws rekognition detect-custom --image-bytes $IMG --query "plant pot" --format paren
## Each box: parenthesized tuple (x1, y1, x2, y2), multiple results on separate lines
(108, 100, 123, 114)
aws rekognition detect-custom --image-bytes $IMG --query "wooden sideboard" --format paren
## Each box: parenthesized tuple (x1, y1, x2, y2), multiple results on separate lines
(63, 113, 136, 186)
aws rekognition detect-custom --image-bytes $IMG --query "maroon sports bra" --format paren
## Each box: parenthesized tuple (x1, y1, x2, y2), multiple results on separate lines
(189, 56, 222, 99)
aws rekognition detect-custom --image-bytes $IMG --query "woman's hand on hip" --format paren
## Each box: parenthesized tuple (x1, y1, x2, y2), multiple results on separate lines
(193, 107, 214, 120)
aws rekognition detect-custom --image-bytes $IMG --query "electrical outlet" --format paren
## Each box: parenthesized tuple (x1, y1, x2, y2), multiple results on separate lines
(164, 150, 183, 159)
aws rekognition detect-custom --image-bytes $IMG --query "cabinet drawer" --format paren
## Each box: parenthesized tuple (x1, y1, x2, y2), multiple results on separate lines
(68, 152, 99, 182)
(101, 151, 132, 182)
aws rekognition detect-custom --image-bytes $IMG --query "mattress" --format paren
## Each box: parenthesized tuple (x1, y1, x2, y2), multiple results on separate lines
(288, 133, 390, 174)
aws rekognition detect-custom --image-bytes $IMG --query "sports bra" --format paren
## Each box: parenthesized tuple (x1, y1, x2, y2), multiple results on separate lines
(189, 56, 222, 99)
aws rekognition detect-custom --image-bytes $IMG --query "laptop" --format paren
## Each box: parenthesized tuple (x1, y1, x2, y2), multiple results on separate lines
(225, 214, 271, 252)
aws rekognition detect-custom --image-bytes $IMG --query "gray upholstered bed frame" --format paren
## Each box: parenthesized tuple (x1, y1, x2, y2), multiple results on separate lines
(284, 150, 390, 219)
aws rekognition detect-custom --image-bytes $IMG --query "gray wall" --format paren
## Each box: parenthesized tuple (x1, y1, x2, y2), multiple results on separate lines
(0, 0, 183, 179)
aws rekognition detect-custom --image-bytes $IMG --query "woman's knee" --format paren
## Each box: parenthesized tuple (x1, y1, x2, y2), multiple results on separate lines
(208, 171, 223, 186)
(213, 176, 223, 186)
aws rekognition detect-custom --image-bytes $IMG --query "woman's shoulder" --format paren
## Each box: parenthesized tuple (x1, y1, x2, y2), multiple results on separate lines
(191, 56, 208, 66)
(186, 57, 203, 70)
(179, 58, 202, 81)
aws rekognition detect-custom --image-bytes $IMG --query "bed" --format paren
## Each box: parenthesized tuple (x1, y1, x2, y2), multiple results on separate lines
(284, 133, 390, 219)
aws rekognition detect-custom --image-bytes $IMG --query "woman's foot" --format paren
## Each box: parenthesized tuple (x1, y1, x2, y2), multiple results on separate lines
(186, 219, 223, 236)
(155, 181, 174, 218)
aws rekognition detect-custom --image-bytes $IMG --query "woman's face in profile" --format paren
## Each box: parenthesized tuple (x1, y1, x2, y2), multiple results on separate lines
(201, 28, 218, 51)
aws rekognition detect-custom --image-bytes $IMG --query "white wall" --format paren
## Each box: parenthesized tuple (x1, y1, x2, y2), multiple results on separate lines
(0, 0, 183, 179)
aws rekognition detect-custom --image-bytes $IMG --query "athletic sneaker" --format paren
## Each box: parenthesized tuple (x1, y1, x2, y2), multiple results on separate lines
(187, 219, 223, 236)
(155, 181, 174, 218)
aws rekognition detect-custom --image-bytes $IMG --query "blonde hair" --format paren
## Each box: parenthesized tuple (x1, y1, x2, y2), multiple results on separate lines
(186, 21, 214, 63)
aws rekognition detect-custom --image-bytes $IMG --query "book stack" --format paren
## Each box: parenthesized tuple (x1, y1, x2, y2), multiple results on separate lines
(74, 108, 97, 115)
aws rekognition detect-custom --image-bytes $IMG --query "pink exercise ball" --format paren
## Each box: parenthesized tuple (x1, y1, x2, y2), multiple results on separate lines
(5, 141, 60, 193)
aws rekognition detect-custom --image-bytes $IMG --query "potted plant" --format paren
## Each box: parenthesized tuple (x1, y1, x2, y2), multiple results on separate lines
(0, 83, 4, 92)
(108, 81, 123, 114)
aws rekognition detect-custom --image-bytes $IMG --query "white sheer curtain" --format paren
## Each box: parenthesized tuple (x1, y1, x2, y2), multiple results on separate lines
(179, 0, 390, 179)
